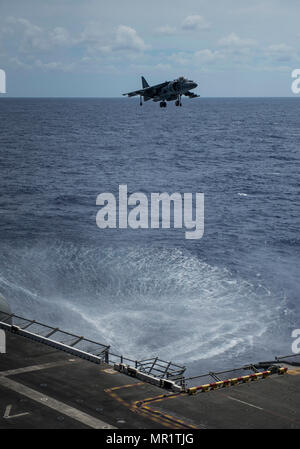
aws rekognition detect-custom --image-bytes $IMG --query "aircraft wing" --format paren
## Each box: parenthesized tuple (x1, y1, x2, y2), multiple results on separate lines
(122, 89, 145, 97)
(123, 81, 169, 98)
(184, 91, 200, 98)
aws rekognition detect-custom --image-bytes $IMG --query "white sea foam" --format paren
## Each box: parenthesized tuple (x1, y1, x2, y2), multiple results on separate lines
(0, 242, 288, 374)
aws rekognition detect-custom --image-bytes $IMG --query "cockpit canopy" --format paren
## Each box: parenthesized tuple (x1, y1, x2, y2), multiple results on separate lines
(172, 77, 194, 91)
(177, 76, 193, 83)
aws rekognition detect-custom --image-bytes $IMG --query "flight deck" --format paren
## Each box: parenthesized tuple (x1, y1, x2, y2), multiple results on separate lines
(1, 317, 300, 430)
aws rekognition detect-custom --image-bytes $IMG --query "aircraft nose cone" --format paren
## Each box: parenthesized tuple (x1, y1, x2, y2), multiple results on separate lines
(187, 82, 197, 89)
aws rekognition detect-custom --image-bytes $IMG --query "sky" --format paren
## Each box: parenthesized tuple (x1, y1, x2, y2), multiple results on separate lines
(0, 0, 300, 97)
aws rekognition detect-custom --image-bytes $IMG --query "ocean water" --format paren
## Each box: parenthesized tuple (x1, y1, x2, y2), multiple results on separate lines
(0, 97, 299, 376)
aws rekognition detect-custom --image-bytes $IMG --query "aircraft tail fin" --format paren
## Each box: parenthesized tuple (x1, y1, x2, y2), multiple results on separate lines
(141, 76, 149, 88)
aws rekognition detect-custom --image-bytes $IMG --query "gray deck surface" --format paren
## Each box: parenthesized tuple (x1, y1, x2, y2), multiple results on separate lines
(0, 331, 299, 429)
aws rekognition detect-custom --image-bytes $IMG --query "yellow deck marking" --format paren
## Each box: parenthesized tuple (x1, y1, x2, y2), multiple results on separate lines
(102, 368, 118, 375)
(109, 382, 144, 391)
(287, 369, 300, 376)
(105, 383, 198, 429)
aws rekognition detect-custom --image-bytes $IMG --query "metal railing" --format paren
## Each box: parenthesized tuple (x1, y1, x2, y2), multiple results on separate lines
(183, 364, 269, 388)
(182, 355, 300, 388)
(136, 357, 186, 383)
(275, 353, 300, 366)
(0, 312, 186, 385)
(2, 311, 296, 390)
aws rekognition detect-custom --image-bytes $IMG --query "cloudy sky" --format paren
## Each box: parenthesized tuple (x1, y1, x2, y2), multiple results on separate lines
(0, 0, 299, 96)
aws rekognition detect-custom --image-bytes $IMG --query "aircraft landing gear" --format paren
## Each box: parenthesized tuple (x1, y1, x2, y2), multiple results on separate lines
(160, 101, 167, 108)
(140, 96, 143, 106)
(176, 96, 182, 107)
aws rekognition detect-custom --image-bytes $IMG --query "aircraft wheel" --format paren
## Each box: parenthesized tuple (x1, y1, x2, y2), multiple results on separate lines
(175, 100, 180, 107)
(163, 101, 167, 108)
(160, 102, 164, 108)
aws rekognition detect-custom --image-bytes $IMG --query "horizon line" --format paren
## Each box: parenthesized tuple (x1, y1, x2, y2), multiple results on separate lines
(0, 95, 299, 99)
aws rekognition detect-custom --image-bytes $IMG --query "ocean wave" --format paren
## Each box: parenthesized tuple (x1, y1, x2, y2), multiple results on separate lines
(0, 240, 289, 373)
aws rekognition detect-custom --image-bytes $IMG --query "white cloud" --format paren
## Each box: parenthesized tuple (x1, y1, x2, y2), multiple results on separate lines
(154, 15, 210, 38)
(50, 27, 72, 46)
(78, 24, 148, 55)
(114, 25, 148, 52)
(155, 25, 177, 36)
(3, 17, 74, 52)
(218, 32, 257, 47)
(194, 49, 224, 64)
(266, 43, 298, 63)
(267, 43, 293, 53)
(130, 62, 172, 73)
(35, 59, 74, 71)
(168, 49, 224, 69)
(181, 15, 210, 31)
(3, 11, 297, 80)
(9, 56, 32, 69)
(168, 52, 191, 66)
(1, 17, 150, 74)
(6, 17, 48, 52)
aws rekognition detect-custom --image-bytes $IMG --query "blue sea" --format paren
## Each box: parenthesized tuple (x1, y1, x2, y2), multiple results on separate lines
(0, 97, 299, 376)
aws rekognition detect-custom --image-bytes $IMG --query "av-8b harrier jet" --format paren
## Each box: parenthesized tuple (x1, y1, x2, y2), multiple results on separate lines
(123, 76, 199, 108)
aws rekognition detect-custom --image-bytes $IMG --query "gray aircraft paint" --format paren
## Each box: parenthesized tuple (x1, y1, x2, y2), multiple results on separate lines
(123, 76, 199, 106)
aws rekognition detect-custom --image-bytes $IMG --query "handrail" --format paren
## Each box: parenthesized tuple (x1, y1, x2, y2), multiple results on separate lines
(275, 353, 300, 360)
(0, 312, 185, 384)
(1, 312, 294, 388)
